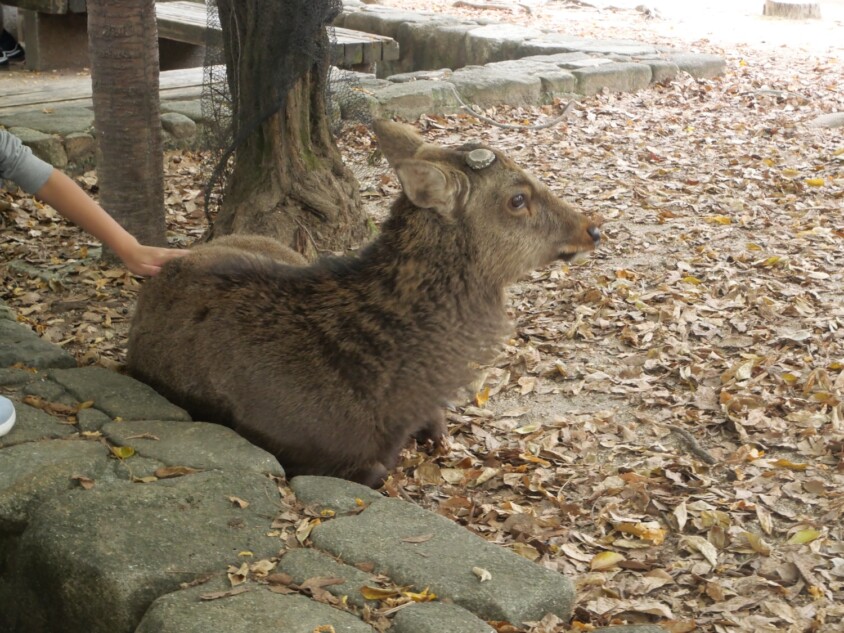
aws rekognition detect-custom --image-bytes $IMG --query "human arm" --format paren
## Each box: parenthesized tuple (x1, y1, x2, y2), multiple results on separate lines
(2, 129, 188, 276)
(34, 170, 189, 276)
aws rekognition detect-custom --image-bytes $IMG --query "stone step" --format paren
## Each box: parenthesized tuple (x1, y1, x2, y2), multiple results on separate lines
(0, 5, 726, 171)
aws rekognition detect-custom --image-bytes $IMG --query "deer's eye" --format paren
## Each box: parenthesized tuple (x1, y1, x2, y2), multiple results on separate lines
(508, 193, 528, 214)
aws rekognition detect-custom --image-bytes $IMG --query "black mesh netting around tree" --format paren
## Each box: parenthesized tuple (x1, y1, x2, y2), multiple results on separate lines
(199, 0, 384, 230)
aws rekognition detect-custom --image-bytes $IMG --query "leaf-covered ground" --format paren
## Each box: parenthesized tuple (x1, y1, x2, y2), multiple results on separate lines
(1, 2, 842, 631)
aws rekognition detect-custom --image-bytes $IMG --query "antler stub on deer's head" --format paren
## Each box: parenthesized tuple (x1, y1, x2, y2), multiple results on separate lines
(465, 148, 496, 170)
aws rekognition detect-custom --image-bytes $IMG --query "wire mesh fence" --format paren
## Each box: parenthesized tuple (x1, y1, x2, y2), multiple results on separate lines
(200, 0, 385, 228)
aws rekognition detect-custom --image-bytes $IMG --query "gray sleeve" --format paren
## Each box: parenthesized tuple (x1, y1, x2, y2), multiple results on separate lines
(0, 129, 55, 194)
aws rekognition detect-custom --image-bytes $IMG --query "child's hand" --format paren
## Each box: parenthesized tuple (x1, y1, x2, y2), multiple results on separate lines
(117, 240, 190, 276)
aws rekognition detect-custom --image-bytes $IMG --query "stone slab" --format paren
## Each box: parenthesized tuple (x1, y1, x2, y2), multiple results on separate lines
(566, 39, 658, 56)
(137, 579, 376, 633)
(483, 60, 576, 100)
(160, 99, 207, 124)
(0, 397, 78, 449)
(450, 67, 542, 108)
(517, 35, 596, 57)
(14, 470, 284, 633)
(277, 547, 376, 607)
(102, 419, 283, 476)
(0, 368, 36, 387)
(1, 107, 94, 136)
(571, 62, 653, 96)
(160, 112, 197, 140)
(341, 6, 445, 39)
(63, 131, 96, 162)
(75, 406, 113, 432)
(807, 112, 844, 128)
(522, 52, 597, 66)
(0, 438, 109, 532)
(0, 300, 16, 321)
(387, 69, 454, 83)
(311, 498, 575, 625)
(664, 52, 727, 79)
(290, 475, 382, 515)
(373, 79, 461, 119)
(560, 57, 615, 69)
(399, 22, 476, 74)
(393, 19, 469, 75)
(332, 69, 391, 119)
(0, 319, 76, 370)
(484, 59, 566, 74)
(21, 376, 72, 403)
(537, 70, 578, 100)
(639, 58, 680, 83)
(6, 129, 63, 169)
(48, 366, 191, 421)
(465, 23, 543, 65)
(391, 602, 495, 633)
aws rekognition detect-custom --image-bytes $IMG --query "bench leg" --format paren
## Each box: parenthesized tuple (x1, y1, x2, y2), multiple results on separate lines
(20, 9, 89, 71)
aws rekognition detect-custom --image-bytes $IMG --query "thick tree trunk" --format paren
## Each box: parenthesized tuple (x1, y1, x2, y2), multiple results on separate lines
(211, 0, 368, 259)
(763, 1, 821, 19)
(88, 0, 167, 252)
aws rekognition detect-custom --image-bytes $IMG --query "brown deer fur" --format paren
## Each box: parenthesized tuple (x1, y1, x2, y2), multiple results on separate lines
(127, 120, 600, 487)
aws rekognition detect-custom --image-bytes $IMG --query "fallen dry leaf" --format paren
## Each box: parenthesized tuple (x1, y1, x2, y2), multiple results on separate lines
(153, 466, 200, 479)
(2, 3, 842, 630)
(199, 586, 250, 601)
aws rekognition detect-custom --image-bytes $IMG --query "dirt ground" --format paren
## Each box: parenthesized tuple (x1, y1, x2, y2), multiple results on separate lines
(1, 1, 843, 631)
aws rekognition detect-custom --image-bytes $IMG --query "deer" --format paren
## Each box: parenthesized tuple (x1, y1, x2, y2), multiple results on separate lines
(127, 119, 600, 487)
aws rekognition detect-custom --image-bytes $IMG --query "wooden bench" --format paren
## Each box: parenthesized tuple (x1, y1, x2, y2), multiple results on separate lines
(0, 66, 207, 117)
(3, 0, 89, 70)
(155, 1, 400, 70)
(5, 0, 398, 72)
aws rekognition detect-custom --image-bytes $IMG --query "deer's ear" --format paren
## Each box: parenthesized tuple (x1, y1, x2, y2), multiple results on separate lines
(394, 159, 454, 211)
(374, 120, 424, 165)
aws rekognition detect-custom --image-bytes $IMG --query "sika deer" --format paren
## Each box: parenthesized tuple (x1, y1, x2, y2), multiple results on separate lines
(127, 120, 600, 487)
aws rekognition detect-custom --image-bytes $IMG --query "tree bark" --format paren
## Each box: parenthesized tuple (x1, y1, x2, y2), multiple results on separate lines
(763, 1, 821, 19)
(211, 0, 368, 259)
(88, 0, 167, 253)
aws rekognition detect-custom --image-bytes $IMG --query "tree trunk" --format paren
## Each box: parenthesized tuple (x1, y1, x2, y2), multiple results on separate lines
(211, 0, 368, 259)
(763, 1, 821, 19)
(88, 0, 167, 254)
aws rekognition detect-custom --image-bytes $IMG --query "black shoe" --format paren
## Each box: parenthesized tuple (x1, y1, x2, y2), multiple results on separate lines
(2, 43, 24, 62)
(0, 52, 8, 69)
(0, 30, 24, 62)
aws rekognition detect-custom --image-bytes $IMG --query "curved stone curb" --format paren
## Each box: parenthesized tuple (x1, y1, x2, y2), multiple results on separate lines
(0, 317, 76, 370)
(15, 471, 285, 633)
(309, 496, 575, 624)
(0, 301, 667, 632)
(137, 578, 377, 633)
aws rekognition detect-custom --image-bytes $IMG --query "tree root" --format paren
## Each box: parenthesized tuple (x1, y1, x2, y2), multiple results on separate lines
(668, 425, 718, 465)
(448, 85, 576, 131)
(452, 1, 532, 14)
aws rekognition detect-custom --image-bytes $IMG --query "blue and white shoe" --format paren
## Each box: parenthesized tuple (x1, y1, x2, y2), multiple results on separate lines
(0, 396, 16, 437)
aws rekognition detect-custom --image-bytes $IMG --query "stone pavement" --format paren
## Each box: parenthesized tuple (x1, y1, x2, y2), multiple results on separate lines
(0, 1, 728, 173)
(0, 298, 666, 632)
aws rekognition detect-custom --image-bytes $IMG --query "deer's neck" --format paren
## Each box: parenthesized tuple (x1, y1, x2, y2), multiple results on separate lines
(361, 205, 502, 316)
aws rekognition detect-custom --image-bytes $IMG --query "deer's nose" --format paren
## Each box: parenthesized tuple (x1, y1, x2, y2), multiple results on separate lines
(587, 225, 601, 243)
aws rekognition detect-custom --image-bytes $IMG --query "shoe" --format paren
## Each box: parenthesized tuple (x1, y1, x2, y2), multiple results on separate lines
(0, 29, 24, 62)
(0, 52, 8, 69)
(3, 43, 24, 62)
(0, 395, 15, 437)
